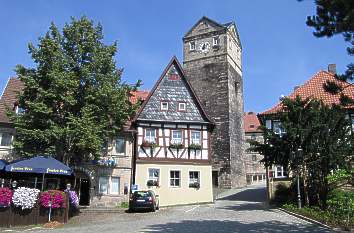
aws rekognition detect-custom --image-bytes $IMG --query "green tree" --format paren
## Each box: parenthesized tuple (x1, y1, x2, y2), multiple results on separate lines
(252, 97, 353, 208)
(300, 0, 353, 103)
(9, 17, 140, 165)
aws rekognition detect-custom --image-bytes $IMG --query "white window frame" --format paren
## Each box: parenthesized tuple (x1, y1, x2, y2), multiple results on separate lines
(273, 121, 286, 136)
(110, 177, 120, 195)
(189, 171, 200, 186)
(144, 128, 156, 143)
(190, 130, 201, 145)
(115, 137, 125, 155)
(161, 101, 169, 111)
(275, 166, 287, 178)
(178, 102, 186, 111)
(148, 168, 160, 183)
(98, 176, 109, 194)
(0, 132, 13, 148)
(171, 130, 183, 144)
(213, 36, 219, 46)
(169, 170, 181, 188)
(189, 41, 196, 51)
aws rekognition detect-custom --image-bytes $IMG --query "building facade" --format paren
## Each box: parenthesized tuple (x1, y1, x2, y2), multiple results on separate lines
(0, 77, 149, 207)
(133, 57, 214, 206)
(183, 17, 246, 188)
(243, 112, 266, 184)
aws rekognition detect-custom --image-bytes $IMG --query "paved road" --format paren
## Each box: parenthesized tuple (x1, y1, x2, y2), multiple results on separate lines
(13, 184, 333, 233)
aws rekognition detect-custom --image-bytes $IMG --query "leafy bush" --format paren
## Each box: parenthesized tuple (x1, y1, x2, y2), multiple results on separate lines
(188, 144, 201, 150)
(271, 183, 292, 205)
(0, 187, 13, 207)
(327, 189, 354, 228)
(169, 143, 184, 149)
(147, 180, 159, 187)
(12, 187, 40, 210)
(119, 202, 129, 208)
(189, 182, 200, 189)
(39, 190, 65, 209)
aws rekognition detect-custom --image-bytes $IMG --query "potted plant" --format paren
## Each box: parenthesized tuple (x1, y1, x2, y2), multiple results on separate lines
(39, 190, 66, 209)
(0, 187, 13, 208)
(12, 187, 40, 210)
(188, 143, 202, 150)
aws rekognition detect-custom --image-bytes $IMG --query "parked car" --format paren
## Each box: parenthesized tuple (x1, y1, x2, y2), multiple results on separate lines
(129, 190, 159, 212)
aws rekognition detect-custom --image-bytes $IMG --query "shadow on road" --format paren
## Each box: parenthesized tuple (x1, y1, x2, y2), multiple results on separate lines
(220, 186, 267, 203)
(142, 219, 331, 233)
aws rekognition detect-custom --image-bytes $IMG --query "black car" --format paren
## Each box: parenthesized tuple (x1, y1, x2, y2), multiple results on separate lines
(129, 190, 159, 212)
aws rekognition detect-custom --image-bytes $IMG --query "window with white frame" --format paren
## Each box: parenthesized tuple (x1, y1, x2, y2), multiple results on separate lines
(189, 41, 196, 51)
(144, 128, 156, 143)
(178, 102, 186, 111)
(275, 166, 288, 178)
(171, 130, 183, 144)
(213, 36, 219, 46)
(15, 106, 25, 114)
(189, 171, 200, 186)
(99, 177, 109, 194)
(170, 170, 181, 187)
(273, 121, 286, 136)
(161, 101, 168, 111)
(0, 132, 12, 147)
(115, 137, 125, 154)
(190, 131, 201, 145)
(111, 177, 120, 194)
(148, 168, 160, 182)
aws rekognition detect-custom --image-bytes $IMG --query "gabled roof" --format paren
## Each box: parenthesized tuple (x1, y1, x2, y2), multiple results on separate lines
(183, 16, 225, 39)
(244, 112, 262, 133)
(0, 77, 24, 124)
(133, 56, 213, 124)
(183, 16, 241, 48)
(130, 90, 149, 104)
(260, 71, 354, 116)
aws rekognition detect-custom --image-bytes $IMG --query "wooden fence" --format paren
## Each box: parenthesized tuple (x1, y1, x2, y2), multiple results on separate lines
(0, 193, 71, 227)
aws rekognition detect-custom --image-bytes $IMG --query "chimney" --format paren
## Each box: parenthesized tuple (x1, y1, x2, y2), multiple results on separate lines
(328, 64, 336, 74)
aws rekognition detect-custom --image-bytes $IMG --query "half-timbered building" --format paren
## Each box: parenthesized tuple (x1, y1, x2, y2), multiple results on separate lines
(133, 57, 214, 206)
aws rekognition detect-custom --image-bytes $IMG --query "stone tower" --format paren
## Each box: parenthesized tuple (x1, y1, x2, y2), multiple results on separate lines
(183, 16, 246, 188)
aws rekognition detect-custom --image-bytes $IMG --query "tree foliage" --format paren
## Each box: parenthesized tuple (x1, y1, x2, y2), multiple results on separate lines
(9, 17, 140, 164)
(303, 0, 353, 82)
(251, 96, 353, 207)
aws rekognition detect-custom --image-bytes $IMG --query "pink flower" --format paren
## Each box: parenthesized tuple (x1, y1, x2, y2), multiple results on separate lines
(39, 190, 65, 209)
(0, 187, 13, 207)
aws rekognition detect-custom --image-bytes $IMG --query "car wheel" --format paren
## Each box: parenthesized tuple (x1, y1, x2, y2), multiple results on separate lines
(152, 204, 156, 212)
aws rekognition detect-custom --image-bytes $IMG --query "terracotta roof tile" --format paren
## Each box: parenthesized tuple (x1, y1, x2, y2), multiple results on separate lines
(244, 112, 262, 133)
(260, 71, 354, 115)
(129, 90, 149, 104)
(0, 77, 24, 123)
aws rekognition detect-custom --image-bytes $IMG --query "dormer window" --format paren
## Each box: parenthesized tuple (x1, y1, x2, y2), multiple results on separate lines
(161, 101, 169, 111)
(189, 41, 196, 51)
(178, 102, 186, 111)
(213, 36, 219, 46)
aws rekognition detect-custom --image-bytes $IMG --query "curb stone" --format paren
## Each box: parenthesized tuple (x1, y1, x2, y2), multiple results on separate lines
(278, 208, 344, 232)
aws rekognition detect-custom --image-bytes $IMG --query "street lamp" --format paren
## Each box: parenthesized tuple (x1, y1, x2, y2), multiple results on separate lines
(296, 148, 303, 209)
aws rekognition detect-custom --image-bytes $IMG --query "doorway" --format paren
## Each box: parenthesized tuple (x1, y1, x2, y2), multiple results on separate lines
(212, 171, 219, 187)
(79, 178, 90, 206)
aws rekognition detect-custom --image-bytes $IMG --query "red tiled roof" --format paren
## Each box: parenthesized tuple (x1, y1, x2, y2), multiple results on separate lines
(129, 90, 149, 104)
(244, 112, 262, 133)
(0, 77, 24, 123)
(260, 71, 354, 115)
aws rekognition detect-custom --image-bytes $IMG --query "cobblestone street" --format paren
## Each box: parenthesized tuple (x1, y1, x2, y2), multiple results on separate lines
(4, 184, 332, 233)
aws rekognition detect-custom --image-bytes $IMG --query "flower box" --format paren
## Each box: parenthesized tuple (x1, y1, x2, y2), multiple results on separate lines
(189, 182, 200, 189)
(146, 180, 159, 187)
(188, 144, 202, 150)
(141, 141, 158, 148)
(169, 143, 184, 149)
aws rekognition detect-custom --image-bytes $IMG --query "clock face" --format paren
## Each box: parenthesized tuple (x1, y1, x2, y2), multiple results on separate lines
(199, 42, 210, 53)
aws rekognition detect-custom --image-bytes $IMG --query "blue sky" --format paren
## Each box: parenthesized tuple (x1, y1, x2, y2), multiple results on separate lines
(0, 1, 351, 113)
